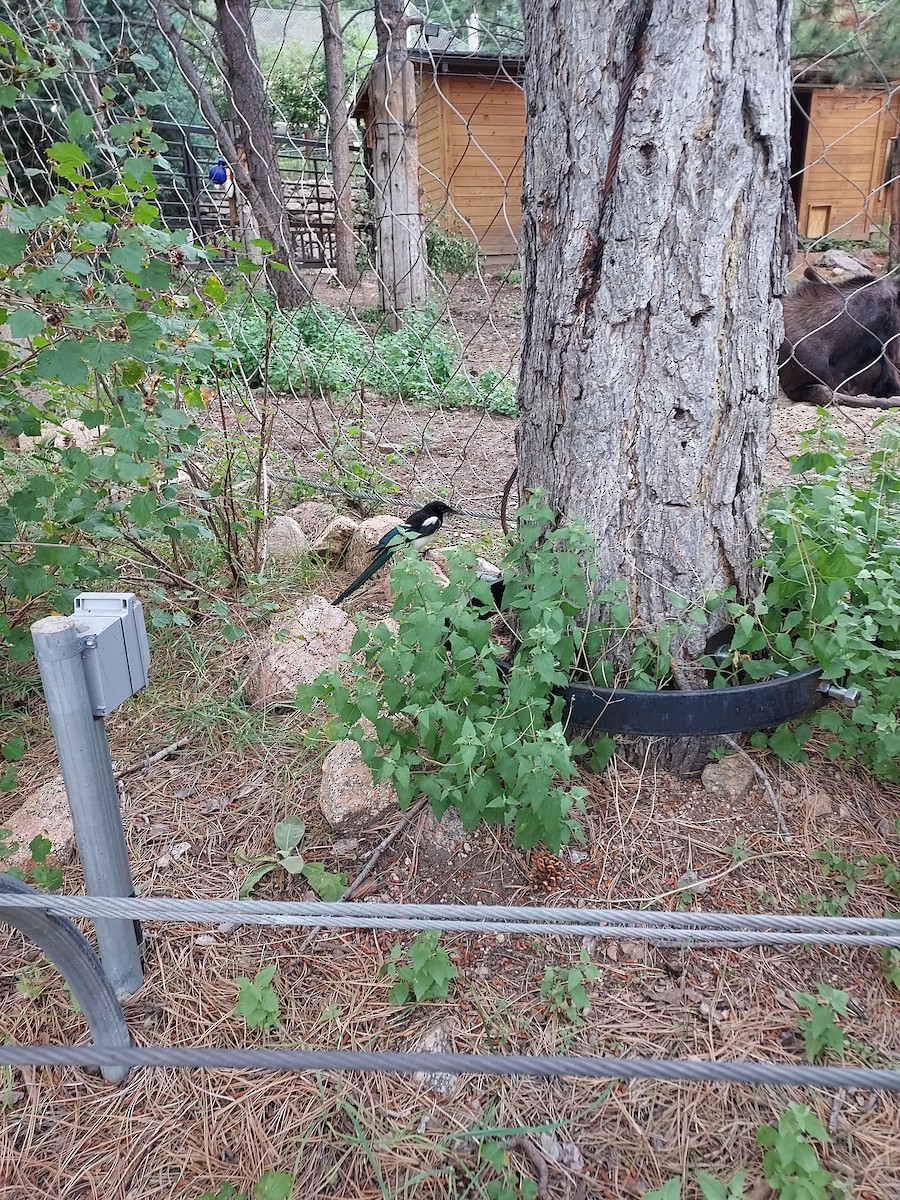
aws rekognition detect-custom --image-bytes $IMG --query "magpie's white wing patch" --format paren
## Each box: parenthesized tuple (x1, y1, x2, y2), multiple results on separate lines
(418, 514, 439, 531)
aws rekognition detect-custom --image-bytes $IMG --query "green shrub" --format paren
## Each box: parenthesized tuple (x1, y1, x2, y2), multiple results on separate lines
(740, 417, 900, 780)
(297, 496, 589, 851)
(220, 299, 519, 414)
(425, 225, 478, 276)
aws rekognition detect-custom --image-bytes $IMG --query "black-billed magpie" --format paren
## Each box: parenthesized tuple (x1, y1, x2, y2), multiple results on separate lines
(333, 500, 458, 605)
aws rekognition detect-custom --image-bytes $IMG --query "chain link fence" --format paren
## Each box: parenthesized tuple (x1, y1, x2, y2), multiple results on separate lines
(0, 0, 898, 515)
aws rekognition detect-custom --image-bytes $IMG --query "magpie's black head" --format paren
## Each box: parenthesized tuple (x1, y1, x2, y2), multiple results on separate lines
(424, 501, 458, 517)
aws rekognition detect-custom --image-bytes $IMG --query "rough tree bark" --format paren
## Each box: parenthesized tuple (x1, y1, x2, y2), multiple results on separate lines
(371, 0, 427, 328)
(320, 0, 358, 287)
(150, 0, 309, 308)
(517, 0, 794, 773)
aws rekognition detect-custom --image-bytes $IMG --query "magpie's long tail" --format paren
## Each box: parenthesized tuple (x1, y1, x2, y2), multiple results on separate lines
(333, 547, 392, 605)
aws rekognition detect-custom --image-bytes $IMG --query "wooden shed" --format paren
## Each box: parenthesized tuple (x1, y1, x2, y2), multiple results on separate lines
(791, 84, 900, 240)
(355, 51, 525, 264)
(355, 52, 899, 259)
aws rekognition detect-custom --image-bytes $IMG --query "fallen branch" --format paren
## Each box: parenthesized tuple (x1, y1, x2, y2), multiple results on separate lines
(114, 735, 194, 782)
(296, 796, 429, 951)
(508, 1136, 550, 1197)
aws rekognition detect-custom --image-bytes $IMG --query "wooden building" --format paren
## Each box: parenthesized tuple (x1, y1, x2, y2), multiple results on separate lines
(355, 52, 898, 260)
(791, 84, 900, 240)
(354, 51, 525, 264)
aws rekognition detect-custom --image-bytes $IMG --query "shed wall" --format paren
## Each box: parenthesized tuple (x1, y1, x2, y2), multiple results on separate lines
(796, 86, 900, 240)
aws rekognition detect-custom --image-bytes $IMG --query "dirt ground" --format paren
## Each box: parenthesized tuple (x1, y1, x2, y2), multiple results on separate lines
(267, 266, 897, 518)
(2, 265, 900, 1199)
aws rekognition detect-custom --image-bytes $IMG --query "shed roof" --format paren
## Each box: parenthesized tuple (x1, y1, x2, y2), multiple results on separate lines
(351, 47, 524, 119)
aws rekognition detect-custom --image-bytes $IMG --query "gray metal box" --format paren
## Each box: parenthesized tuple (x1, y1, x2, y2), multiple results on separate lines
(72, 593, 151, 716)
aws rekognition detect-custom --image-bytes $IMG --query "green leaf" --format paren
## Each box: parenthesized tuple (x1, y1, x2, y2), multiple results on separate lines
(302, 863, 347, 901)
(253, 1173, 294, 1200)
(238, 862, 279, 898)
(0, 228, 25, 265)
(7, 308, 42, 338)
(693, 1172, 727, 1200)
(129, 52, 159, 71)
(273, 816, 305, 854)
(29, 834, 52, 863)
(388, 981, 410, 1004)
(642, 1180, 681, 1200)
(65, 109, 94, 140)
(2, 735, 25, 762)
(279, 854, 306, 875)
(203, 275, 227, 306)
(35, 340, 90, 385)
(121, 157, 157, 188)
(47, 142, 89, 180)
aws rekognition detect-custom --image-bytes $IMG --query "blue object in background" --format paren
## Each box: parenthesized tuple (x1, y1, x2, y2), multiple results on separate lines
(208, 158, 228, 185)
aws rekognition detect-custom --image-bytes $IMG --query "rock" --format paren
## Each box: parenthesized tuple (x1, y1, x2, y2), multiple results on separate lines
(284, 500, 340, 539)
(816, 249, 872, 278)
(677, 868, 710, 896)
(701, 754, 756, 803)
(412, 1019, 459, 1096)
(312, 515, 358, 559)
(538, 1133, 584, 1172)
(18, 418, 107, 453)
(416, 805, 467, 864)
(319, 726, 398, 832)
(5, 776, 74, 867)
(264, 515, 310, 563)
(852, 248, 881, 272)
(332, 836, 359, 855)
(426, 558, 450, 588)
(345, 515, 401, 575)
(875, 817, 900, 841)
(247, 594, 355, 705)
(805, 791, 833, 820)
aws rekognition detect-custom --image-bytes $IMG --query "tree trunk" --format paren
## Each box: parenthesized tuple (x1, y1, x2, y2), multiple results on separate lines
(320, 0, 358, 287)
(371, 0, 427, 328)
(213, 0, 308, 309)
(149, 0, 310, 307)
(63, 0, 108, 135)
(888, 137, 900, 273)
(517, 0, 794, 773)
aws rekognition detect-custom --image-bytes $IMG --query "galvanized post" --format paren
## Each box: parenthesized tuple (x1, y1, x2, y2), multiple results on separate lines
(31, 615, 143, 997)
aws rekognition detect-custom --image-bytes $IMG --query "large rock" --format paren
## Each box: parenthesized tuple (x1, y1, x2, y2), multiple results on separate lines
(701, 754, 755, 804)
(264, 515, 310, 563)
(815, 249, 872, 278)
(18, 418, 107, 453)
(412, 1019, 459, 1096)
(416, 805, 467, 865)
(248, 595, 355, 705)
(285, 500, 340, 539)
(319, 727, 397, 831)
(345, 515, 401, 575)
(313, 515, 359, 559)
(4, 776, 74, 867)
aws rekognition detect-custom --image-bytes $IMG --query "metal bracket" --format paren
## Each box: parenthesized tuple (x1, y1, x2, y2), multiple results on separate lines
(0, 875, 132, 1083)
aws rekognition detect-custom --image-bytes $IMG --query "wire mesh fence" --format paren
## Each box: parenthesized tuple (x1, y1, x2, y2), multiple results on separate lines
(1, 0, 897, 538)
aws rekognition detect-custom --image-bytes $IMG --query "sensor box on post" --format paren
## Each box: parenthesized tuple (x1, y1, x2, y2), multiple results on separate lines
(72, 593, 151, 717)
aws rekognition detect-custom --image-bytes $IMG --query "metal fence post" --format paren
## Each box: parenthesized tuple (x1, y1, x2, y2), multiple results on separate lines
(31, 615, 143, 997)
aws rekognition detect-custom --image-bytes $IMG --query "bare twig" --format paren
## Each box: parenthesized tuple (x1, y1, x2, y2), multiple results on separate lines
(508, 1136, 550, 1197)
(295, 796, 429, 951)
(114, 736, 194, 782)
(722, 736, 791, 842)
